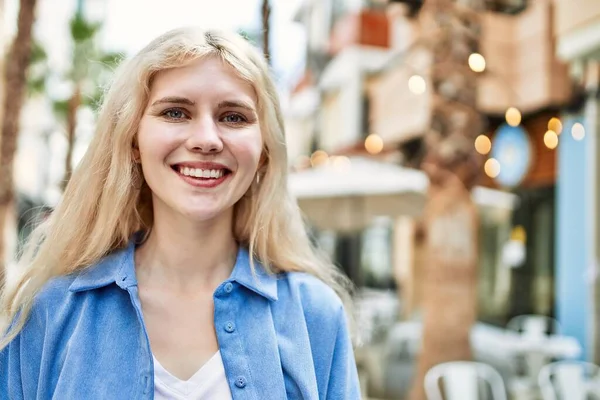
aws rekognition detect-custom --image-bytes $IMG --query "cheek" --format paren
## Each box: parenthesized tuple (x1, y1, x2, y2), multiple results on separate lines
(227, 132, 264, 168)
(137, 120, 179, 159)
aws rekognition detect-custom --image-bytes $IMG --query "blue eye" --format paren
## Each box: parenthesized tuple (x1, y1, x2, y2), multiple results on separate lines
(222, 114, 246, 124)
(163, 108, 187, 120)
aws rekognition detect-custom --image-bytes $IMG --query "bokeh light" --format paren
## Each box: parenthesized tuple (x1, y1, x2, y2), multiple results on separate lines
(572, 123, 585, 141)
(310, 150, 329, 167)
(484, 158, 501, 178)
(468, 53, 486, 73)
(408, 75, 426, 95)
(474, 135, 492, 155)
(365, 134, 384, 155)
(505, 107, 522, 127)
(544, 130, 558, 149)
(548, 117, 563, 135)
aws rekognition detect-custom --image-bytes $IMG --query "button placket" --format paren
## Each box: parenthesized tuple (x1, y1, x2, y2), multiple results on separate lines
(215, 290, 254, 396)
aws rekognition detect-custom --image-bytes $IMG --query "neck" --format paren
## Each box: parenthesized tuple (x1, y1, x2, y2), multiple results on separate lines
(135, 207, 238, 292)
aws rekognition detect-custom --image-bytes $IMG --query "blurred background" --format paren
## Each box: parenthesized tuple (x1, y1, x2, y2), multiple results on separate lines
(1, 0, 600, 399)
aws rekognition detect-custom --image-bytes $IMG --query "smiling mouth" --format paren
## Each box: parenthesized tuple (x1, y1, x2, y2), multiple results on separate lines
(172, 165, 232, 180)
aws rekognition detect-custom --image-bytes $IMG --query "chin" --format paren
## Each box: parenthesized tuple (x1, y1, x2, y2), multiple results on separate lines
(179, 205, 233, 222)
(153, 193, 237, 223)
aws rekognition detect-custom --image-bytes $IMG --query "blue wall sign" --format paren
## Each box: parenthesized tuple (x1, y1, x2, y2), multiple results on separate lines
(491, 124, 533, 187)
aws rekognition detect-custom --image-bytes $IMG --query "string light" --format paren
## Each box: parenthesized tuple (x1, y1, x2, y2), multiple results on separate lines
(331, 156, 351, 172)
(548, 117, 562, 135)
(544, 130, 558, 149)
(468, 53, 486, 73)
(365, 134, 384, 155)
(505, 107, 521, 127)
(572, 123, 585, 141)
(408, 75, 426, 94)
(484, 158, 501, 178)
(310, 150, 328, 167)
(474, 135, 492, 155)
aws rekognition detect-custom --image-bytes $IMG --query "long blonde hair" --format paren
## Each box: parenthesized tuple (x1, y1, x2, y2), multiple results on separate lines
(0, 28, 353, 349)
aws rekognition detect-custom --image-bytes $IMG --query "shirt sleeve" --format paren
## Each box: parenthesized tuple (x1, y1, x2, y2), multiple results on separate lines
(0, 330, 25, 400)
(326, 305, 362, 399)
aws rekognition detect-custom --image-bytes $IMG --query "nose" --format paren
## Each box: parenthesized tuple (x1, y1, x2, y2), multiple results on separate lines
(186, 117, 223, 154)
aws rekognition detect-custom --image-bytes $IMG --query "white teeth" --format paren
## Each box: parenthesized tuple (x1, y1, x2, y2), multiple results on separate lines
(178, 166, 226, 179)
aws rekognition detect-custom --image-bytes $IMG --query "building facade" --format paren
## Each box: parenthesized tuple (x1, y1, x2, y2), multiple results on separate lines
(552, 0, 600, 362)
(286, 1, 585, 396)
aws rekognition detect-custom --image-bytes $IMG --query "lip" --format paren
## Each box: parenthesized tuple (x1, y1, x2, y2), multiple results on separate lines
(171, 161, 232, 171)
(176, 171, 230, 188)
(171, 161, 232, 189)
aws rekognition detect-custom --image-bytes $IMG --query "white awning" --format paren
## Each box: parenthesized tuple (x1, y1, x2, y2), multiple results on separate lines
(288, 157, 518, 231)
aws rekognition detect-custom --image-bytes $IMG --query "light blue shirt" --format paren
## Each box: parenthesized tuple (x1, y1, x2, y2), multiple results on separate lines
(0, 238, 361, 399)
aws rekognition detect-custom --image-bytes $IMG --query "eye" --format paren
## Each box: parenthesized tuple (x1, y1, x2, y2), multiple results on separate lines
(221, 113, 247, 124)
(161, 108, 188, 121)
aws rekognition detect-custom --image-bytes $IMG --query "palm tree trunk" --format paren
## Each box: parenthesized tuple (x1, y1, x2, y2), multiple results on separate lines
(0, 0, 38, 289)
(262, 0, 271, 64)
(62, 85, 81, 191)
(409, 0, 484, 398)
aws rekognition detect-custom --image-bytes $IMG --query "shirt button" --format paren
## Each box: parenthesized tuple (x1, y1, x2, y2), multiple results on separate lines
(235, 376, 247, 388)
(224, 322, 236, 333)
(224, 282, 234, 293)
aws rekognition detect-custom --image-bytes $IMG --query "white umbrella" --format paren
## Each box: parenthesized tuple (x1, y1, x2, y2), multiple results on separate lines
(288, 157, 517, 231)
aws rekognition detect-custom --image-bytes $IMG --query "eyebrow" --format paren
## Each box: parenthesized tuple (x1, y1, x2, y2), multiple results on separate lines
(217, 100, 256, 113)
(151, 96, 195, 107)
(149, 97, 256, 113)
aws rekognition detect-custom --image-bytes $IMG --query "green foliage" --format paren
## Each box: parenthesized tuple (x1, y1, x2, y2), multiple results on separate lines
(30, 40, 48, 64)
(26, 40, 50, 96)
(52, 99, 69, 119)
(100, 52, 124, 68)
(82, 88, 104, 111)
(37, 12, 124, 120)
(70, 13, 101, 43)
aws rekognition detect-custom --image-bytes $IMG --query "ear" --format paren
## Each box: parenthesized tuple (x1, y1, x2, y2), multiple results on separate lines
(258, 150, 268, 170)
(132, 146, 141, 163)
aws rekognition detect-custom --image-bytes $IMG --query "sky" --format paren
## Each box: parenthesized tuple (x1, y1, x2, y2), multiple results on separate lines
(4, 0, 307, 93)
(101, 0, 307, 89)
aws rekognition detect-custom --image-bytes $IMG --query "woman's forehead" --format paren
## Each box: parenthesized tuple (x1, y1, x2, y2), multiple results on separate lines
(150, 56, 257, 103)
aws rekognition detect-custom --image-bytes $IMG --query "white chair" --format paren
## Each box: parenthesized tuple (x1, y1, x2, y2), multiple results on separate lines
(424, 361, 508, 400)
(538, 360, 600, 400)
(507, 315, 561, 382)
(507, 315, 561, 337)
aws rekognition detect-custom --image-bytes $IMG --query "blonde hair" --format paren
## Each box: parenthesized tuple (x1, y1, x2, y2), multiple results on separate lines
(0, 28, 353, 349)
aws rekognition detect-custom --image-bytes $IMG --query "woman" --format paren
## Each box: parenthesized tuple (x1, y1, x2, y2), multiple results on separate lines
(0, 28, 360, 399)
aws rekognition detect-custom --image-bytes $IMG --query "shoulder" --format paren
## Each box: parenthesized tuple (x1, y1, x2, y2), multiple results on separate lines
(35, 274, 79, 305)
(277, 272, 347, 329)
(273, 272, 360, 397)
(11, 273, 78, 336)
(8, 244, 126, 339)
(284, 272, 343, 308)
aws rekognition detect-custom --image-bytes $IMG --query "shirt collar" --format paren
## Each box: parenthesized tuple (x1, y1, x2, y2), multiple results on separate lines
(69, 236, 279, 301)
(229, 245, 279, 301)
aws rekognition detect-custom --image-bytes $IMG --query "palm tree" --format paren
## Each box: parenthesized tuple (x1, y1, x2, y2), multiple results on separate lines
(262, 0, 271, 64)
(58, 6, 122, 190)
(386, 0, 519, 398)
(0, 0, 38, 288)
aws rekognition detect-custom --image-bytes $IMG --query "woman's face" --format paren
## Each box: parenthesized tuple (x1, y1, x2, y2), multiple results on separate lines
(136, 56, 263, 223)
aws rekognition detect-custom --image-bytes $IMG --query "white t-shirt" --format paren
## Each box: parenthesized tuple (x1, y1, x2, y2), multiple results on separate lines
(153, 351, 233, 400)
